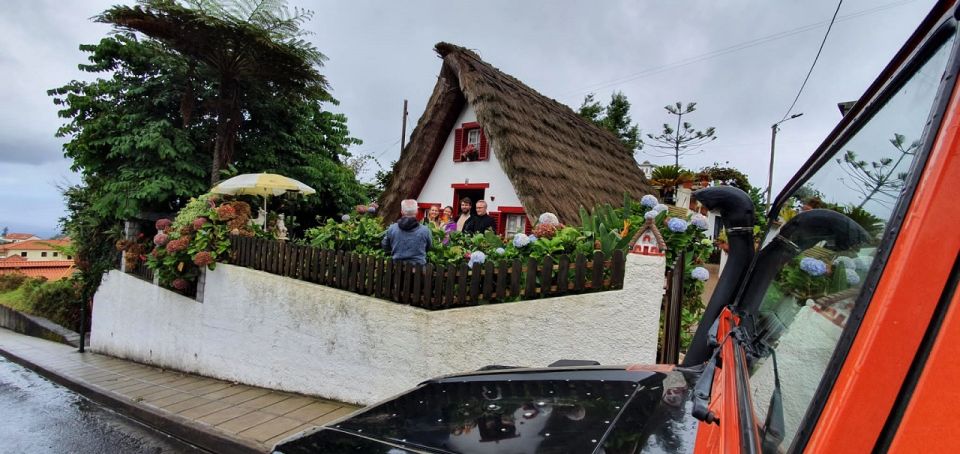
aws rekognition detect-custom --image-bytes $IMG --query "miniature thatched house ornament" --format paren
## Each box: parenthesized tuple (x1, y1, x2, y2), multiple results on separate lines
(629, 218, 666, 256)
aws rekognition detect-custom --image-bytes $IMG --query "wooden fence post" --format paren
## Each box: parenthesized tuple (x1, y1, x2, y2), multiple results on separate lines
(540, 256, 553, 298)
(591, 251, 604, 290)
(524, 257, 538, 299)
(557, 255, 570, 295)
(659, 252, 685, 365)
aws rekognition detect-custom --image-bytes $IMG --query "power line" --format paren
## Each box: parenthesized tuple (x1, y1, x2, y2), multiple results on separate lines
(559, 0, 915, 100)
(373, 138, 401, 160)
(781, 0, 844, 121)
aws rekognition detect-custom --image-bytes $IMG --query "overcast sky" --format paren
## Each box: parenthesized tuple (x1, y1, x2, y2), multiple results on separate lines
(0, 0, 937, 238)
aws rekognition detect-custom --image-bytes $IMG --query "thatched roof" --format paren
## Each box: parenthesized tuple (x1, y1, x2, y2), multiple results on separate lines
(380, 42, 653, 222)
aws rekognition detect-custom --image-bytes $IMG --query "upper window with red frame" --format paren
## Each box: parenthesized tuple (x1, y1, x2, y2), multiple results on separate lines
(453, 122, 489, 162)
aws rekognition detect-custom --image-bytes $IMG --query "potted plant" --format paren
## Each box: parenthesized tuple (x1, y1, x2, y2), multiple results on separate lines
(462, 144, 479, 161)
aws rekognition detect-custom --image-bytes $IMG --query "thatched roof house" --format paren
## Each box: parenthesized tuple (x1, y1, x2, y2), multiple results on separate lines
(380, 42, 653, 229)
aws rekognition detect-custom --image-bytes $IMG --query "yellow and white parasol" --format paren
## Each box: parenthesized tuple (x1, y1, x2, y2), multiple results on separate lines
(210, 173, 316, 214)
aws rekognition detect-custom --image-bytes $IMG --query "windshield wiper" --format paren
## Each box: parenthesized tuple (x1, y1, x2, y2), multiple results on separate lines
(759, 348, 785, 452)
(691, 319, 723, 424)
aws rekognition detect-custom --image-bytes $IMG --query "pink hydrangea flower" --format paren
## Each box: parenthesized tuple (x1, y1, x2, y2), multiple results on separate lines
(193, 251, 215, 267)
(155, 218, 172, 230)
(153, 233, 169, 246)
(192, 217, 208, 230)
(171, 278, 189, 290)
(165, 237, 190, 253)
(216, 204, 237, 221)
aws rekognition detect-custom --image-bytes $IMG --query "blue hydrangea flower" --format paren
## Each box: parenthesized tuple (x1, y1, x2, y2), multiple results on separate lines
(845, 268, 861, 286)
(494, 247, 506, 255)
(644, 210, 657, 220)
(691, 214, 709, 230)
(799, 257, 828, 276)
(528, 235, 538, 242)
(666, 218, 688, 233)
(641, 194, 659, 208)
(833, 256, 856, 270)
(691, 266, 710, 281)
(341, 214, 350, 222)
(468, 251, 486, 267)
(513, 233, 530, 248)
(366, 206, 376, 214)
(653, 203, 668, 213)
(855, 256, 871, 271)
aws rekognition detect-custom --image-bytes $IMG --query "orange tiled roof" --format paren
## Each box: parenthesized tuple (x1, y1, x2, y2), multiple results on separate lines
(0, 260, 75, 268)
(0, 261, 75, 281)
(0, 255, 27, 262)
(4, 233, 37, 240)
(0, 239, 71, 252)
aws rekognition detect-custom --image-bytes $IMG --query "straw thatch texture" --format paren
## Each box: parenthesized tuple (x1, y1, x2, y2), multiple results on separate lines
(380, 42, 653, 222)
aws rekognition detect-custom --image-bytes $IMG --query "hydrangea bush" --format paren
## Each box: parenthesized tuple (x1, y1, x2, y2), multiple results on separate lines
(146, 194, 264, 294)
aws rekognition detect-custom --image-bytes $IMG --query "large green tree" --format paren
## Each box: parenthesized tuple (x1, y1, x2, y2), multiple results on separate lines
(578, 91, 643, 154)
(50, 2, 365, 295)
(98, 0, 331, 184)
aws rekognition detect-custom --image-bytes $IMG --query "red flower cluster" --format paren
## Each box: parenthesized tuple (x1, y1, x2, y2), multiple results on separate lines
(216, 204, 237, 221)
(193, 251, 214, 267)
(192, 217, 208, 230)
(171, 278, 189, 290)
(155, 218, 172, 231)
(165, 237, 190, 253)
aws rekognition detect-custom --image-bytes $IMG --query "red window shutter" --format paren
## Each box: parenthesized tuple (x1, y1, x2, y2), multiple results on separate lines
(489, 212, 501, 236)
(525, 215, 533, 234)
(479, 129, 489, 160)
(453, 128, 464, 162)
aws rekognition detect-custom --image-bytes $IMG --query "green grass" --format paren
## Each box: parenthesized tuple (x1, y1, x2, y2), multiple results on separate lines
(0, 287, 34, 313)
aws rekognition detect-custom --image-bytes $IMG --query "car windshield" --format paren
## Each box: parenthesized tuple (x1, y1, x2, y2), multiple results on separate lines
(746, 35, 955, 451)
(276, 369, 688, 454)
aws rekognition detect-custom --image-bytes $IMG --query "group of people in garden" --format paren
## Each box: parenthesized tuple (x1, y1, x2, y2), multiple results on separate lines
(420, 197, 496, 235)
(381, 197, 504, 266)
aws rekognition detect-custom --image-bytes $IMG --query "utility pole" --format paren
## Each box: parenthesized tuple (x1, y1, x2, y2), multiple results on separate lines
(766, 113, 803, 213)
(401, 99, 408, 152)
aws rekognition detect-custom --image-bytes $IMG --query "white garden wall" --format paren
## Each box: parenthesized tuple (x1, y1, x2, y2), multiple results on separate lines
(91, 254, 665, 405)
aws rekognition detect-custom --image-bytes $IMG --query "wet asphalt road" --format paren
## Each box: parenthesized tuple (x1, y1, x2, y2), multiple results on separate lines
(0, 356, 207, 454)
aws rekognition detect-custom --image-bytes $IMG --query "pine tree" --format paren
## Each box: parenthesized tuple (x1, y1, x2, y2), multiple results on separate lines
(644, 102, 716, 166)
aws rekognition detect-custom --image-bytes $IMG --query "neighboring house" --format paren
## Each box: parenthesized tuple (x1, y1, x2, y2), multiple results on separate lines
(1, 232, 40, 243)
(0, 257, 75, 281)
(380, 42, 654, 237)
(0, 239, 72, 261)
(638, 161, 655, 179)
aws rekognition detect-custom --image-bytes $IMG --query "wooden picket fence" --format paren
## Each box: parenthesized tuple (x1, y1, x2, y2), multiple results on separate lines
(229, 237, 626, 310)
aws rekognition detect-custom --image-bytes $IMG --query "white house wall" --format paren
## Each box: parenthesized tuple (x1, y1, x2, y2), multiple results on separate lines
(416, 105, 523, 211)
(91, 255, 665, 406)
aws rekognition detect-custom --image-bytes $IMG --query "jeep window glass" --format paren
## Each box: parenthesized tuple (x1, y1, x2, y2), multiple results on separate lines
(747, 36, 955, 452)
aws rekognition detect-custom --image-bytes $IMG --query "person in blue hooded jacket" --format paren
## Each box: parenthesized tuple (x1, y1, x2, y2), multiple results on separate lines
(382, 199, 433, 265)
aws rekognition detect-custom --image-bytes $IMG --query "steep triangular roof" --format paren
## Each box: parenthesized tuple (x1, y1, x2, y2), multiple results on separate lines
(380, 42, 653, 222)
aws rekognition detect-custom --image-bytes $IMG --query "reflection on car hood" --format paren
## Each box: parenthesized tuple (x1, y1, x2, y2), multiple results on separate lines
(274, 367, 699, 454)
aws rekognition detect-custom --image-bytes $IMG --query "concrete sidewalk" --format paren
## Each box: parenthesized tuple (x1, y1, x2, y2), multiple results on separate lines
(0, 328, 359, 453)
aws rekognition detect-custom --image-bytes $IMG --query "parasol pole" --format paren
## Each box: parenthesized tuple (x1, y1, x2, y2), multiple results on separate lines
(263, 194, 268, 229)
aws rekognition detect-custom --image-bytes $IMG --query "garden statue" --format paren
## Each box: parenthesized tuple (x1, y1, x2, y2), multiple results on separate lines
(276, 214, 288, 240)
(250, 207, 267, 228)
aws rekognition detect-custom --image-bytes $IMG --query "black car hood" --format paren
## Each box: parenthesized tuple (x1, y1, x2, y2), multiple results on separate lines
(274, 367, 699, 453)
